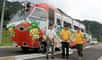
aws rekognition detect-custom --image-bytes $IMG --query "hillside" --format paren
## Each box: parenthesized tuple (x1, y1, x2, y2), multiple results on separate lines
(77, 20, 102, 41)
(0, 0, 23, 25)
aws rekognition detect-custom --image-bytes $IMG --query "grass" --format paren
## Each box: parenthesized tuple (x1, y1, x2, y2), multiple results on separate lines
(0, 29, 13, 46)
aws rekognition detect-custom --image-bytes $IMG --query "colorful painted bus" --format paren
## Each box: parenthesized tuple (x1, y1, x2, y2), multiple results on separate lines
(7, 3, 88, 52)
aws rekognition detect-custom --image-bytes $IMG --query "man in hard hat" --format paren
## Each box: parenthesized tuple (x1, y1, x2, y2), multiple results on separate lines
(74, 28, 84, 60)
(60, 25, 71, 59)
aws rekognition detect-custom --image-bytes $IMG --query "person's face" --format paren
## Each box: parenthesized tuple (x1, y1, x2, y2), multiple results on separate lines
(64, 27, 68, 30)
(77, 29, 80, 32)
(49, 25, 54, 29)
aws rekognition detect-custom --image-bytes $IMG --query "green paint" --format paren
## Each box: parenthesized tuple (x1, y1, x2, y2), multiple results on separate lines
(27, 20, 40, 32)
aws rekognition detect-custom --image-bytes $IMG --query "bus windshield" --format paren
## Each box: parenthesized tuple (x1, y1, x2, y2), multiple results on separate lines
(10, 8, 31, 22)
(28, 7, 47, 30)
(29, 16, 47, 31)
(31, 8, 47, 19)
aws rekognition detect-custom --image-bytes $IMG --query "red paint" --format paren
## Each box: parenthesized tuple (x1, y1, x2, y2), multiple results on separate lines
(39, 30, 44, 37)
(83, 39, 87, 44)
(12, 29, 33, 47)
(31, 3, 58, 12)
(70, 41, 76, 47)
(22, 21, 30, 26)
(12, 28, 42, 48)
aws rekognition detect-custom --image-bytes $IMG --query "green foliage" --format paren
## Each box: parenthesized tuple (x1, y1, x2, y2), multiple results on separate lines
(0, 0, 23, 25)
(0, 29, 13, 46)
(78, 20, 102, 42)
(0, 1, 23, 46)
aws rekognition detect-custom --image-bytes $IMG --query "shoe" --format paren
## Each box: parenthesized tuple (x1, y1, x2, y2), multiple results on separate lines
(46, 56, 49, 59)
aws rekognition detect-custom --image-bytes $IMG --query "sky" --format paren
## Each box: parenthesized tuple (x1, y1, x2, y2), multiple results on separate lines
(8, 0, 102, 23)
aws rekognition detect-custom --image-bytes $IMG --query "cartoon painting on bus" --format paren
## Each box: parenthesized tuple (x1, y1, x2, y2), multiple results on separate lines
(7, 3, 89, 52)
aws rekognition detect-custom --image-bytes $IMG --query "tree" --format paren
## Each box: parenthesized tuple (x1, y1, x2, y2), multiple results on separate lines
(0, 0, 23, 26)
(80, 20, 102, 42)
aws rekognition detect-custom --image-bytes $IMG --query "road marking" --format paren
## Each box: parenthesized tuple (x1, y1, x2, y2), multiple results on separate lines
(15, 54, 45, 60)
(97, 56, 102, 60)
(15, 51, 73, 60)
(0, 46, 13, 48)
(14, 46, 91, 60)
(84, 45, 92, 49)
(0, 56, 14, 60)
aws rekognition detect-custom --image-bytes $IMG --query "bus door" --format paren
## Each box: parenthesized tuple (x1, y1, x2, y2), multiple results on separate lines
(56, 14, 62, 32)
(48, 8, 55, 25)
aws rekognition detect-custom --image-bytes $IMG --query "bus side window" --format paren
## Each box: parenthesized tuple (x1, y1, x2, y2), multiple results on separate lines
(81, 28, 84, 32)
(48, 8, 55, 25)
(57, 18, 61, 25)
(64, 21, 71, 28)
(74, 26, 79, 30)
(56, 16, 62, 31)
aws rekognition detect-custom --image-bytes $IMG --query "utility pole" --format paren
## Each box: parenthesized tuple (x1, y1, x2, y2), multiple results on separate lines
(0, 0, 6, 43)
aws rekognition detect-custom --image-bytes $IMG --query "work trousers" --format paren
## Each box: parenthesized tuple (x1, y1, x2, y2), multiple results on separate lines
(46, 40, 54, 58)
(76, 44, 83, 57)
(61, 42, 69, 57)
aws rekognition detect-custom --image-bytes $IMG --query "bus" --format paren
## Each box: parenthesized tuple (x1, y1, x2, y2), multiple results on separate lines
(7, 3, 88, 52)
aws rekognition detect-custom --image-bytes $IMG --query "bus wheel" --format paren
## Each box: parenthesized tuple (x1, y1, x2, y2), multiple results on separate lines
(21, 47, 29, 52)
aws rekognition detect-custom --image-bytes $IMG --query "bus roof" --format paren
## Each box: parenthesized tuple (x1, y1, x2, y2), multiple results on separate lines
(31, 3, 58, 11)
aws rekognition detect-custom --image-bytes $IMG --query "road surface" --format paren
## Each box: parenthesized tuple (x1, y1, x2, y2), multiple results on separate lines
(0, 44, 89, 57)
(31, 43, 102, 60)
(0, 47, 40, 57)
(0, 43, 102, 60)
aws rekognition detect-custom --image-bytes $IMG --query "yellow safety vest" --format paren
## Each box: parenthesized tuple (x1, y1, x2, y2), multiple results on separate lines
(74, 31, 84, 44)
(60, 29, 71, 42)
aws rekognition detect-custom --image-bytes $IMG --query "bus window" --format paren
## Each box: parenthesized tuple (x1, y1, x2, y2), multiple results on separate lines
(74, 25, 79, 30)
(64, 21, 71, 28)
(57, 18, 61, 25)
(48, 8, 55, 25)
(81, 28, 84, 32)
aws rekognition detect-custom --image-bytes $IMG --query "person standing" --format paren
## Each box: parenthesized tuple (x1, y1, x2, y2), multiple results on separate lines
(74, 28, 84, 59)
(46, 24, 56, 59)
(60, 25, 71, 59)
